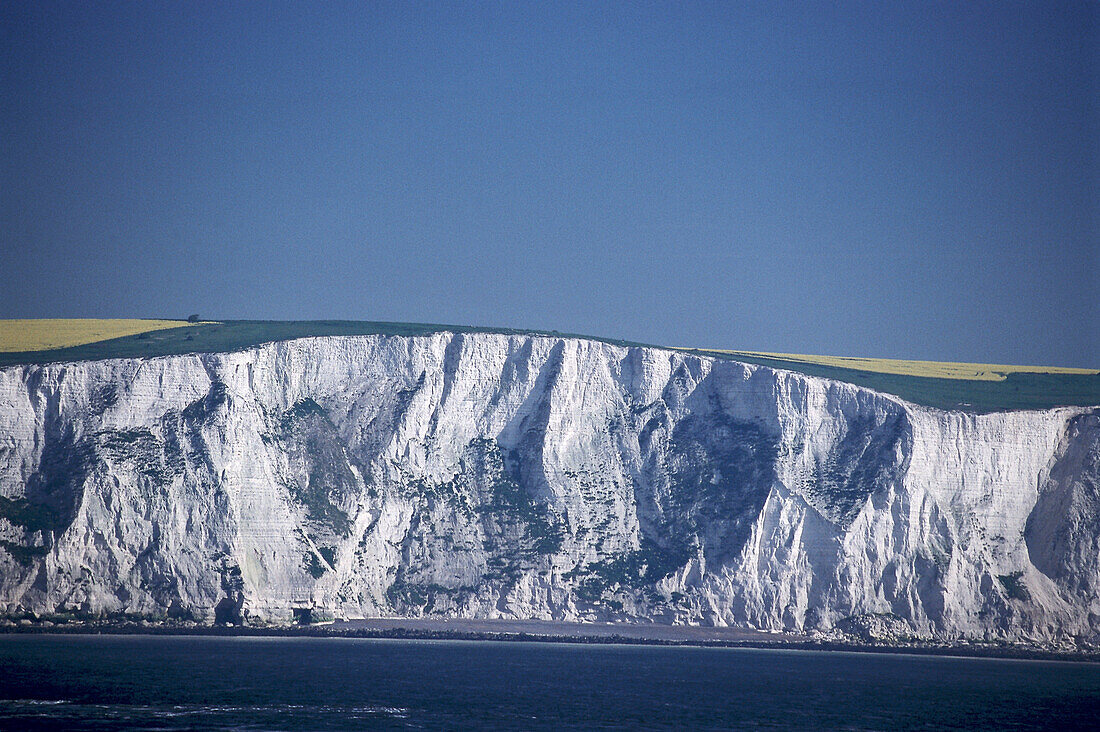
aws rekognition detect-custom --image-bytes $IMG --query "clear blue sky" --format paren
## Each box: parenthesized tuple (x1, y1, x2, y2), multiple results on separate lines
(2, 2, 1096, 366)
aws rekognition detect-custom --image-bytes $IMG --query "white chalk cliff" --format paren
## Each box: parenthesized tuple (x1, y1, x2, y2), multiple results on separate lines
(1, 333, 1097, 643)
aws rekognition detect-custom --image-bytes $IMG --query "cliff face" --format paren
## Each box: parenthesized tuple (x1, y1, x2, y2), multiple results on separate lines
(0, 333, 1097, 642)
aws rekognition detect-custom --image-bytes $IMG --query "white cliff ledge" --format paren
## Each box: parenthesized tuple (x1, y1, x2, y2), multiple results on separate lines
(0, 332, 1097, 644)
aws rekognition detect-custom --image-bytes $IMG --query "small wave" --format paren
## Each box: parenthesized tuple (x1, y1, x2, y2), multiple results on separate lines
(1, 699, 411, 721)
(350, 705, 410, 719)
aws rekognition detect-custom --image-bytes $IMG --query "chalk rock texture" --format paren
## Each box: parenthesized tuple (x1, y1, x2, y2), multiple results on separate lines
(1, 334, 1097, 642)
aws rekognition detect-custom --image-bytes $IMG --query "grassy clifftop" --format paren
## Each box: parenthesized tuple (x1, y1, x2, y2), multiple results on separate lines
(679, 348, 1098, 414)
(0, 319, 202, 352)
(0, 320, 561, 368)
(0, 319, 1096, 413)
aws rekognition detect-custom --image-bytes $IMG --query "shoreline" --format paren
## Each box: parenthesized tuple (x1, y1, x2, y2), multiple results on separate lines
(2, 618, 1098, 664)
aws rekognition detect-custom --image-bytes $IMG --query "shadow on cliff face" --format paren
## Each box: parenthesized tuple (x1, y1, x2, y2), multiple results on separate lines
(4, 367, 93, 545)
(213, 563, 245, 625)
(624, 365, 781, 584)
(278, 397, 358, 577)
(1026, 410, 1100, 605)
(661, 412, 778, 566)
(803, 408, 912, 529)
(2, 424, 91, 547)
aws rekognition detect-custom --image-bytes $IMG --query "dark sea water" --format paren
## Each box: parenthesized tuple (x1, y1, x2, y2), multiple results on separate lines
(1, 635, 1099, 730)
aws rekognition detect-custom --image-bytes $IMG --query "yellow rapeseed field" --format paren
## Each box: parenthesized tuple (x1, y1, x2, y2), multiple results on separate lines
(0, 319, 198, 352)
(686, 349, 1098, 381)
